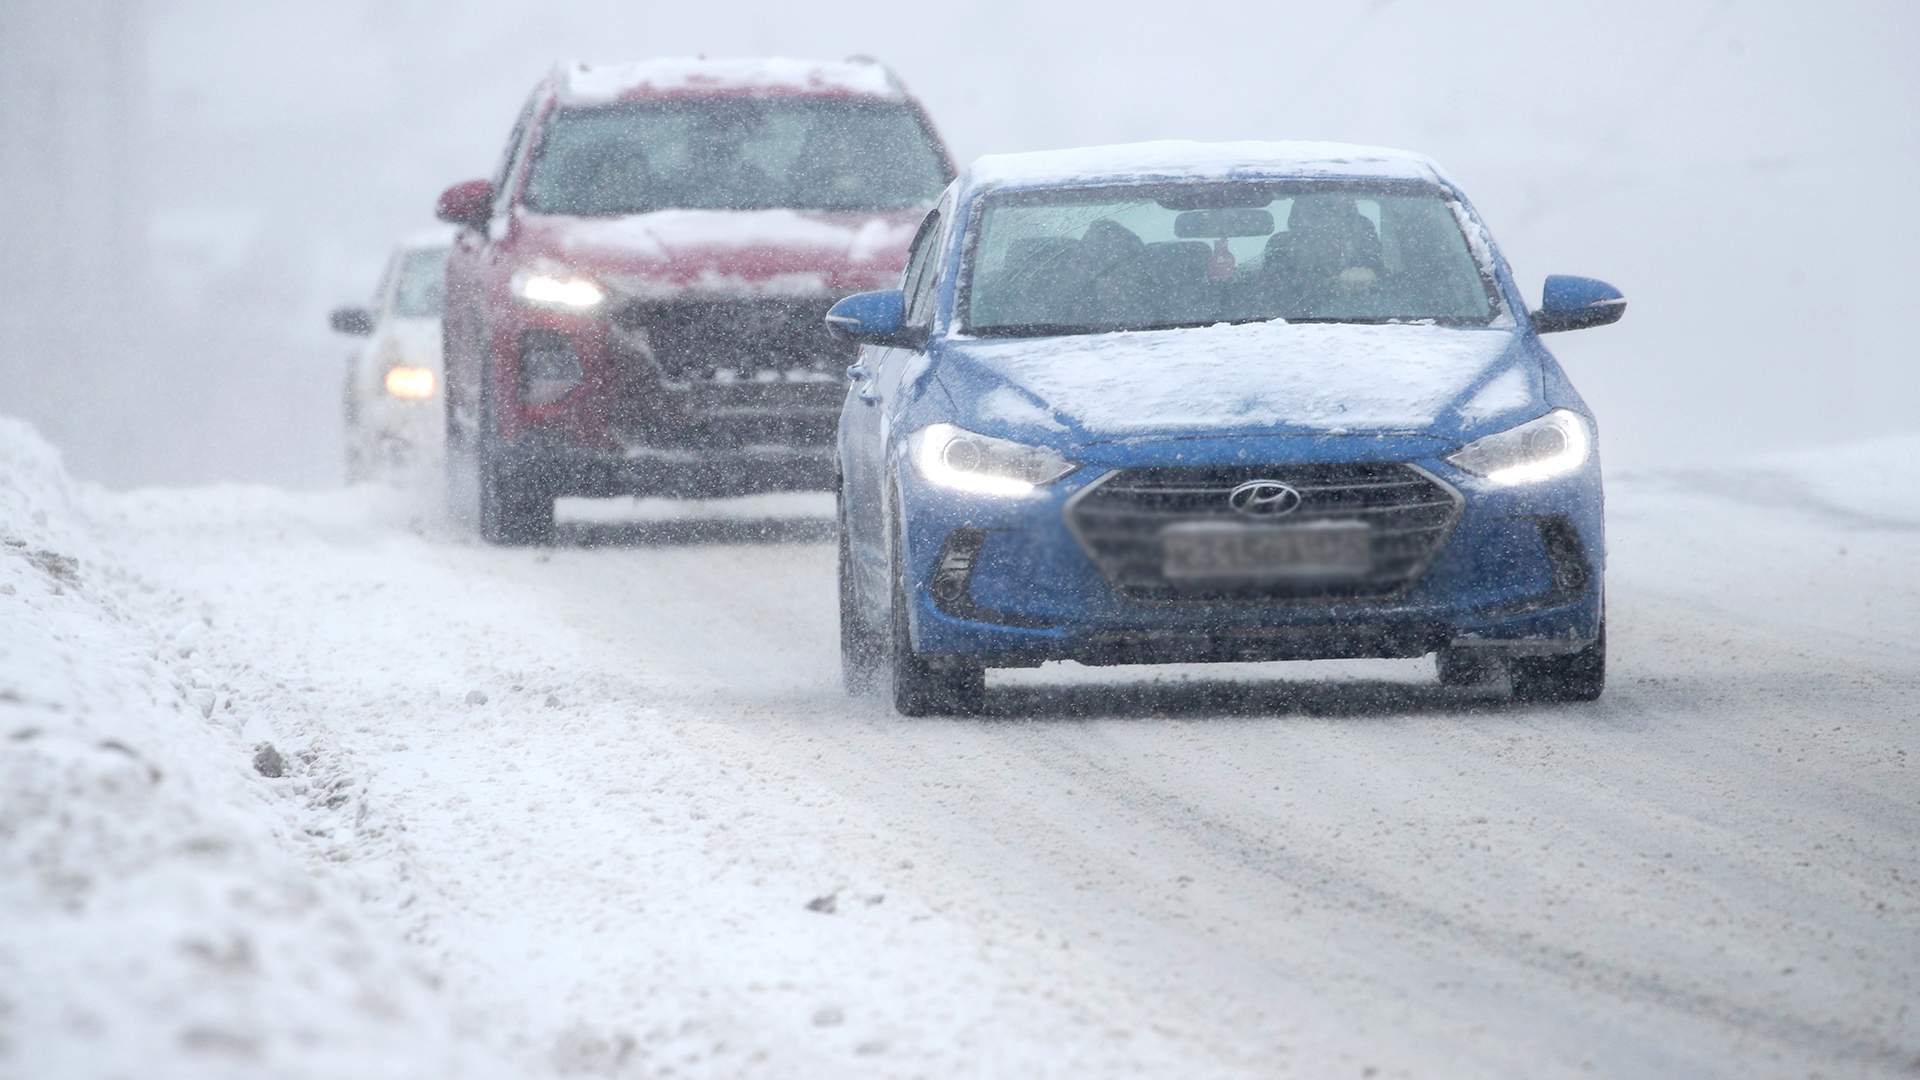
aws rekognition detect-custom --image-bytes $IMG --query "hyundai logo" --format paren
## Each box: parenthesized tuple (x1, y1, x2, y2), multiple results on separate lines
(1228, 480, 1303, 517)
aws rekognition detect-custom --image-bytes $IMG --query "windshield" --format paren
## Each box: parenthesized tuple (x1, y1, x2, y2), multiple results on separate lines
(523, 99, 949, 214)
(389, 247, 447, 318)
(963, 182, 1500, 336)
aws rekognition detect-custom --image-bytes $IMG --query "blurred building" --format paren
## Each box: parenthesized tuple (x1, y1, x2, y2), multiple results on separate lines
(0, 2, 147, 478)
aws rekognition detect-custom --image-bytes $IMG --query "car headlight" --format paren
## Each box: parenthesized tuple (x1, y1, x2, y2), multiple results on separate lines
(511, 266, 606, 311)
(382, 366, 437, 400)
(1447, 408, 1592, 484)
(909, 423, 1074, 496)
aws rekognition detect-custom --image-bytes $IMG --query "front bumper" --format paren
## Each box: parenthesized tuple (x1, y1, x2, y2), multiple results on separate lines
(895, 445, 1604, 668)
(487, 299, 848, 498)
(496, 428, 835, 499)
(354, 395, 444, 461)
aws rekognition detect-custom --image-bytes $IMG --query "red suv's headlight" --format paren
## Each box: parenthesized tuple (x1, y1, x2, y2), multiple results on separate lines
(510, 265, 606, 311)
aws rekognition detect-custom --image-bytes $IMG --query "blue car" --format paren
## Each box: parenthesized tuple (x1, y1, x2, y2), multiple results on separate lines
(828, 141, 1624, 715)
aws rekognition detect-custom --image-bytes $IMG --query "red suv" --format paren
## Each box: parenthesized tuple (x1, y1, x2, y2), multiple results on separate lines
(437, 57, 953, 542)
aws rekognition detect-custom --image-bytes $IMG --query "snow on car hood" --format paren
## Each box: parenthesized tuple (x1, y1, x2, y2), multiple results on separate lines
(517, 207, 922, 298)
(375, 317, 443, 370)
(941, 321, 1539, 442)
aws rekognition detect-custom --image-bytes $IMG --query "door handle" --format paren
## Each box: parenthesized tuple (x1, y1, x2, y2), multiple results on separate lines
(846, 362, 879, 404)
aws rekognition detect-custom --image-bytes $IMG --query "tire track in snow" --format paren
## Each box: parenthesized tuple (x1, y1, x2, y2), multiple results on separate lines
(1016, 714, 1920, 1076)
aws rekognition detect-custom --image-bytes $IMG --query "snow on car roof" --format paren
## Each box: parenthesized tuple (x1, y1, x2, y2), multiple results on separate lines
(965, 140, 1447, 190)
(559, 56, 902, 105)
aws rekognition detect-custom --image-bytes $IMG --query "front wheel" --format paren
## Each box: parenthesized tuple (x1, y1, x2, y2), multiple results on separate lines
(1509, 622, 1606, 703)
(476, 448, 553, 545)
(471, 379, 552, 546)
(344, 428, 370, 486)
(886, 520, 984, 716)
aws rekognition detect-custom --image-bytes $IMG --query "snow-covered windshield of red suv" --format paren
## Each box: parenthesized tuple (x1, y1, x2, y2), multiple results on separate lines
(964, 182, 1501, 336)
(523, 99, 949, 215)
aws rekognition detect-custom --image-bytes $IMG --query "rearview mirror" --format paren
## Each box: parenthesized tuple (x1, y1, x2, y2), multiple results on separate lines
(329, 306, 374, 336)
(1533, 275, 1626, 334)
(1175, 208, 1275, 239)
(825, 289, 924, 348)
(435, 179, 493, 231)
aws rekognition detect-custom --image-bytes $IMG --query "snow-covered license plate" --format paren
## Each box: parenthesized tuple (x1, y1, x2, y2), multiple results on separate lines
(1160, 521, 1372, 581)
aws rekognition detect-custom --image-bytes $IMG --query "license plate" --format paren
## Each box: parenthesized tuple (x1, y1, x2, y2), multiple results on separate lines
(1161, 521, 1372, 582)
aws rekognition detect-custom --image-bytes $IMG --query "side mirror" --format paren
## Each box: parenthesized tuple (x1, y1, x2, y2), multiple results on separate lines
(825, 289, 925, 348)
(435, 179, 493, 230)
(1533, 275, 1626, 334)
(329, 306, 374, 336)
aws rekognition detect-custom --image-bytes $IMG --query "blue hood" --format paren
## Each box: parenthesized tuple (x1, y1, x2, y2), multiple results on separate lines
(932, 321, 1543, 447)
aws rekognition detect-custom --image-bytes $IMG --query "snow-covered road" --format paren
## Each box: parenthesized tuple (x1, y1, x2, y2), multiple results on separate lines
(6, 425, 1918, 1078)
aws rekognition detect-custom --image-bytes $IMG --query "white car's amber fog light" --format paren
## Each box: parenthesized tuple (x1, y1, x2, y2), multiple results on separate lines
(909, 423, 1074, 497)
(383, 366, 437, 400)
(1447, 409, 1591, 485)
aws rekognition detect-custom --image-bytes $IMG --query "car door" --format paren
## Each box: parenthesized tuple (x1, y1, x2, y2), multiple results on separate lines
(357, 252, 402, 406)
(344, 251, 399, 427)
(844, 204, 945, 593)
(445, 97, 535, 444)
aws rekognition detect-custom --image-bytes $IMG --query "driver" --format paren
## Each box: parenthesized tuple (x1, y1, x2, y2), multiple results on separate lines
(670, 105, 780, 209)
(1263, 196, 1386, 316)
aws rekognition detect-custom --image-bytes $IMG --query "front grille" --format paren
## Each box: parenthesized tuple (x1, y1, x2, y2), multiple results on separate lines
(612, 297, 849, 381)
(1066, 462, 1460, 602)
(607, 297, 851, 450)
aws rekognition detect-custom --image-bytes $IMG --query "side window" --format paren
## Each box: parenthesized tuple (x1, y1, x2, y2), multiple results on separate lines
(899, 211, 942, 329)
(370, 253, 398, 314)
(489, 99, 537, 217)
(901, 191, 954, 329)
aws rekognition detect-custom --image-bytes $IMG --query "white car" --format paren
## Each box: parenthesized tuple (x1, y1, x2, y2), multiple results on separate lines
(328, 230, 452, 481)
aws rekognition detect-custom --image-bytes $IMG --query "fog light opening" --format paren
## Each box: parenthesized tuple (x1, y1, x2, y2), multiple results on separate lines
(1538, 517, 1591, 597)
(930, 528, 986, 614)
(520, 331, 584, 407)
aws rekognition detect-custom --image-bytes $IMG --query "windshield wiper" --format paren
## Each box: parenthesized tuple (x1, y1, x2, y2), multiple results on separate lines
(1282, 315, 1493, 326)
(967, 322, 1106, 338)
(970, 319, 1251, 338)
(968, 314, 1493, 338)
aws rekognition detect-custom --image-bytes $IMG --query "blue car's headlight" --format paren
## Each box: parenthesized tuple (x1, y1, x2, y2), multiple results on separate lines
(909, 423, 1074, 496)
(1447, 409, 1592, 485)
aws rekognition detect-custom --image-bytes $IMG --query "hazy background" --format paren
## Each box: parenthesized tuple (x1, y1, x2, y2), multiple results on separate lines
(2, 0, 1914, 488)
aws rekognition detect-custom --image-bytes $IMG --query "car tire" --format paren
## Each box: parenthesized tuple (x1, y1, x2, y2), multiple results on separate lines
(473, 375, 553, 546)
(343, 375, 363, 484)
(1509, 621, 1606, 703)
(476, 447, 553, 546)
(887, 516, 984, 717)
(344, 431, 369, 486)
(838, 495, 881, 694)
(444, 380, 476, 528)
(1435, 646, 1499, 687)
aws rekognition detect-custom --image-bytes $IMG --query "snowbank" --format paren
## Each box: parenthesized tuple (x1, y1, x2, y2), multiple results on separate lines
(0, 418, 496, 1080)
